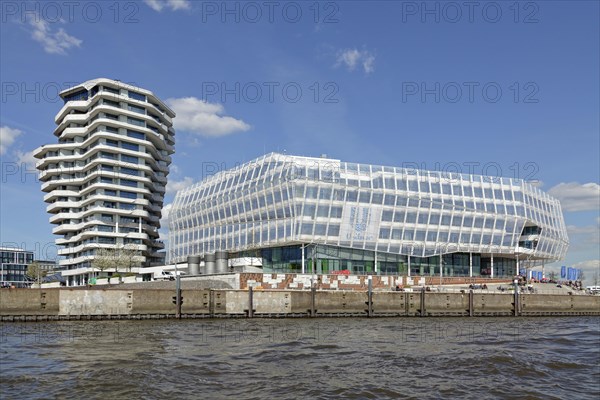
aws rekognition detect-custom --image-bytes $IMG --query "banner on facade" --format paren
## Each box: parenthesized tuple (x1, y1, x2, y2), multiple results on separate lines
(339, 205, 382, 243)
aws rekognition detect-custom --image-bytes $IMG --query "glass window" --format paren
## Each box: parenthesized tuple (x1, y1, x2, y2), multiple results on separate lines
(396, 178, 407, 191)
(384, 177, 395, 190)
(122, 142, 139, 151)
(305, 186, 318, 199)
(317, 205, 330, 218)
(120, 167, 139, 177)
(463, 185, 473, 197)
(303, 204, 316, 218)
(384, 194, 395, 206)
(408, 180, 418, 192)
(382, 210, 393, 221)
(393, 210, 405, 222)
(333, 189, 345, 201)
(346, 190, 358, 202)
(128, 91, 146, 101)
(120, 191, 137, 199)
(379, 227, 391, 239)
(328, 225, 340, 236)
(330, 206, 343, 218)
(319, 188, 332, 200)
(120, 179, 137, 187)
(127, 117, 145, 127)
(301, 223, 313, 235)
(315, 224, 327, 236)
(122, 155, 138, 164)
(359, 192, 371, 203)
(372, 193, 383, 204)
(127, 130, 145, 140)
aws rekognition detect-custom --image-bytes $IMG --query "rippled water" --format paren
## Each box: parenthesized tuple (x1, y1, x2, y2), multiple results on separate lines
(1, 317, 599, 399)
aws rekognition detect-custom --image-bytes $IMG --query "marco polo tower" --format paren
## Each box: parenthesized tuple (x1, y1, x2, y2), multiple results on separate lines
(34, 79, 175, 285)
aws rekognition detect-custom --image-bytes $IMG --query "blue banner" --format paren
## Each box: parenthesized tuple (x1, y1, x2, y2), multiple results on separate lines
(561, 266, 566, 279)
(538, 271, 543, 280)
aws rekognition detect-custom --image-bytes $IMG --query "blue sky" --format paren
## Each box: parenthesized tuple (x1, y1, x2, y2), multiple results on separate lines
(1, 1, 598, 280)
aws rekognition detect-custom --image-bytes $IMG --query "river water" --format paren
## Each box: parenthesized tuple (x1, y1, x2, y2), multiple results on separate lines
(1, 317, 599, 399)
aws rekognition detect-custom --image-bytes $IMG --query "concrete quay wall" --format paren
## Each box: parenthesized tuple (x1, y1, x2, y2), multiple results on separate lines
(1, 289, 598, 321)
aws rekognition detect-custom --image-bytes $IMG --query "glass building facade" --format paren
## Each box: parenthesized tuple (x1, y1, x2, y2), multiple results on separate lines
(168, 153, 569, 277)
(0, 247, 34, 287)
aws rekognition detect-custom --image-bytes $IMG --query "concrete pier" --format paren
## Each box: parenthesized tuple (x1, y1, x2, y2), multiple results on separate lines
(1, 288, 598, 321)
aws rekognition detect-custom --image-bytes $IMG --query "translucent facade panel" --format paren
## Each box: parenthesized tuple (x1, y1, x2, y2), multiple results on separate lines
(168, 153, 569, 265)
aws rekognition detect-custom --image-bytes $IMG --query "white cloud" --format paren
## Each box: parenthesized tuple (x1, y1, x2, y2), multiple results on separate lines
(166, 176, 194, 194)
(166, 97, 251, 137)
(161, 203, 172, 222)
(29, 19, 82, 55)
(0, 126, 22, 155)
(159, 203, 172, 240)
(548, 182, 600, 212)
(15, 150, 37, 169)
(336, 48, 376, 74)
(567, 217, 600, 251)
(144, 0, 191, 12)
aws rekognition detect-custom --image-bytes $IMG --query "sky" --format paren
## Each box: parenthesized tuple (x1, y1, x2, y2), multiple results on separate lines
(0, 0, 598, 283)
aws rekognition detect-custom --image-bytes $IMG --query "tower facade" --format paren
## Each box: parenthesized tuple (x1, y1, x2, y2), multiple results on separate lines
(34, 78, 175, 285)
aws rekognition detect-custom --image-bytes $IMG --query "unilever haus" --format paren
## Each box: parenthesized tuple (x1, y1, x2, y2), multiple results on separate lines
(168, 153, 568, 278)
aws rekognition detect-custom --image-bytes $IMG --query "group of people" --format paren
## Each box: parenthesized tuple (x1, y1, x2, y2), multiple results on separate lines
(468, 283, 488, 290)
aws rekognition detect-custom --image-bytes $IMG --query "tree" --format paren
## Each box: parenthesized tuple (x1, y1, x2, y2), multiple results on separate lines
(577, 270, 585, 282)
(549, 271, 557, 281)
(26, 262, 47, 285)
(92, 245, 142, 278)
(92, 248, 116, 277)
(118, 243, 142, 273)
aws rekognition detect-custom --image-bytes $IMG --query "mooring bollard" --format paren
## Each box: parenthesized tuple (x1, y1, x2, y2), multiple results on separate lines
(367, 277, 373, 317)
(469, 289, 474, 317)
(175, 274, 181, 319)
(248, 286, 254, 318)
(310, 286, 316, 317)
(420, 287, 426, 317)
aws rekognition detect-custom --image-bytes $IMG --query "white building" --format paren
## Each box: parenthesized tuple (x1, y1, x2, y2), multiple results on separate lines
(168, 153, 569, 278)
(34, 78, 175, 286)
